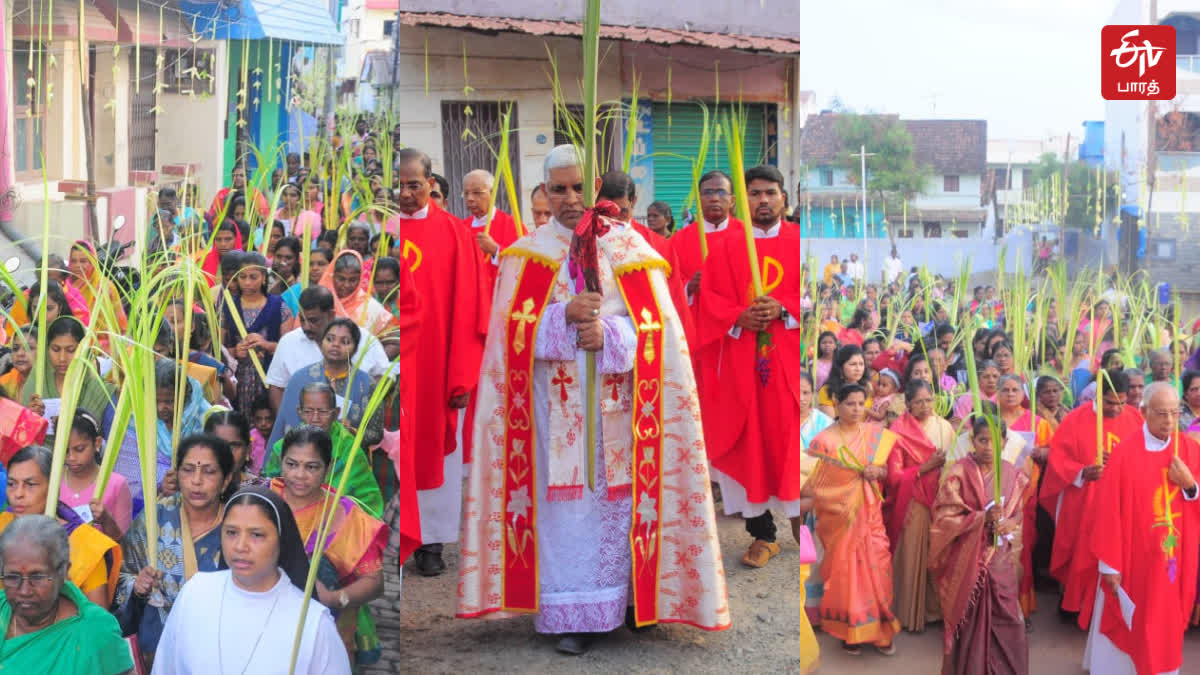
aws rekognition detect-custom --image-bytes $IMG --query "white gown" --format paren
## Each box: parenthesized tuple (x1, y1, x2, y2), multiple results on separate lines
(151, 569, 350, 675)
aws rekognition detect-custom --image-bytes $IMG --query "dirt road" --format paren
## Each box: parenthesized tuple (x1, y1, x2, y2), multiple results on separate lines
(364, 510, 1200, 674)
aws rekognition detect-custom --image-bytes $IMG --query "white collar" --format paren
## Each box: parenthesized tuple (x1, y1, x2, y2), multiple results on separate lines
(470, 208, 496, 229)
(703, 217, 729, 233)
(1144, 423, 1172, 452)
(752, 221, 782, 239)
(551, 217, 574, 236)
(394, 205, 429, 220)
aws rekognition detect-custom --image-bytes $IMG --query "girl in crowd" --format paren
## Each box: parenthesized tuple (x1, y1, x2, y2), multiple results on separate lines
(223, 252, 292, 412)
(59, 410, 132, 540)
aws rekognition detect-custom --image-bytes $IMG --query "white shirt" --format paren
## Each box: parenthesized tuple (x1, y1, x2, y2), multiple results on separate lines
(151, 570, 350, 675)
(846, 259, 865, 281)
(393, 205, 430, 220)
(703, 218, 730, 233)
(882, 256, 903, 283)
(469, 208, 496, 230)
(265, 326, 391, 388)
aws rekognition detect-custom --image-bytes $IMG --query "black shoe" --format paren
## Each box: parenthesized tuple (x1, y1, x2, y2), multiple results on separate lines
(555, 633, 595, 655)
(413, 544, 446, 577)
(625, 605, 653, 633)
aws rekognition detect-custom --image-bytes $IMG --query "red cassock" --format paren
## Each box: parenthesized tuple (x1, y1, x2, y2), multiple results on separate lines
(668, 219, 741, 316)
(1039, 404, 1143, 624)
(459, 209, 521, 465)
(1090, 432, 1200, 675)
(384, 202, 490, 490)
(630, 220, 696, 354)
(695, 222, 806, 503)
(461, 209, 521, 292)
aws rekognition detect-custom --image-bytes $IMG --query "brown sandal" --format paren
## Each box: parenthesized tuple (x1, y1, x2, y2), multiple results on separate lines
(741, 539, 781, 568)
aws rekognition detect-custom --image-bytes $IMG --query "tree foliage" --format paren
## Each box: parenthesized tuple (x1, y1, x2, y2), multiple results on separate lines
(1028, 152, 1119, 229)
(833, 114, 931, 207)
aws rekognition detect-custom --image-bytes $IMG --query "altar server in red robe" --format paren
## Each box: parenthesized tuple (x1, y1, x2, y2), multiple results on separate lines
(1040, 369, 1142, 627)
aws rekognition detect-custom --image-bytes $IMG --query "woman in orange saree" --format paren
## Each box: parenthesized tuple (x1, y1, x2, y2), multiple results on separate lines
(805, 382, 900, 655)
(930, 415, 1029, 675)
(272, 426, 386, 667)
(885, 379, 956, 633)
(67, 241, 127, 336)
(997, 373, 1051, 623)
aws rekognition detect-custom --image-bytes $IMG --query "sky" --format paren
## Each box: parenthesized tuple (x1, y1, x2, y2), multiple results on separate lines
(799, 0, 1117, 140)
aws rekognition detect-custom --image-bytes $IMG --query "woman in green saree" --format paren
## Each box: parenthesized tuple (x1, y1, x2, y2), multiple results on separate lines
(262, 382, 383, 517)
(0, 515, 133, 675)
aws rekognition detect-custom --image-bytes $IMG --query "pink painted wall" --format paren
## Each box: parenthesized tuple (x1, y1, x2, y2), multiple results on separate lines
(0, 0, 13, 222)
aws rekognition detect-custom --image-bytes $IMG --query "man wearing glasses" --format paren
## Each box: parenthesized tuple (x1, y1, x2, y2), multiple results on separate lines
(668, 170, 743, 310)
(1085, 381, 1200, 675)
(383, 148, 488, 578)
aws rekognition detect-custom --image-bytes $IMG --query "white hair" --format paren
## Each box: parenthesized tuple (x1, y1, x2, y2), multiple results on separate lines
(463, 169, 494, 190)
(1142, 380, 1179, 410)
(543, 144, 581, 183)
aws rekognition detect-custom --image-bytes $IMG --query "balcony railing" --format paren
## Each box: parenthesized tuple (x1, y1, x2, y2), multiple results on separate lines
(1178, 55, 1200, 73)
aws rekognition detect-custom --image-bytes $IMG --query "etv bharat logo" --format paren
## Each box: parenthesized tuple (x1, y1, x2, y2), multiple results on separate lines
(1102, 25, 1175, 100)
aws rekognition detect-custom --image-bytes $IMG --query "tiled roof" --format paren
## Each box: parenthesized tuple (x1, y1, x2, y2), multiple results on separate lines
(800, 113, 987, 176)
(394, 11, 802, 54)
(903, 120, 987, 176)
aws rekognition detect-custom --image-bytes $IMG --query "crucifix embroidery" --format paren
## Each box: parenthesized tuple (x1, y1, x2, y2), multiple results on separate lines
(603, 373, 625, 402)
(551, 365, 574, 404)
(510, 298, 538, 354)
(637, 307, 662, 363)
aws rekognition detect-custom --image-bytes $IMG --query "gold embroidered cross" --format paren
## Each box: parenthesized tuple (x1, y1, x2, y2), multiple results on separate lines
(637, 307, 662, 363)
(510, 298, 538, 354)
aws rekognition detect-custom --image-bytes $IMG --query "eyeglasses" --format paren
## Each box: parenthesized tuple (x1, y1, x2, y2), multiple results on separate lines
(1146, 408, 1180, 419)
(299, 408, 336, 418)
(700, 189, 731, 198)
(462, 190, 489, 199)
(2, 571, 59, 589)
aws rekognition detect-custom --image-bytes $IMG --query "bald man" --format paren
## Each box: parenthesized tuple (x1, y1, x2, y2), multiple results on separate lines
(1085, 382, 1200, 675)
(530, 183, 552, 228)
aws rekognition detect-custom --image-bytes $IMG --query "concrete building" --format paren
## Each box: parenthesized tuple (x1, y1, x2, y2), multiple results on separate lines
(0, 0, 339, 274)
(367, 2, 802, 221)
(797, 112, 988, 241)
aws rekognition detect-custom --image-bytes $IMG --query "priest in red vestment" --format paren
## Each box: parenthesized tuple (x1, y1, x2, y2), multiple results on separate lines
(457, 169, 522, 470)
(1085, 381, 1200, 675)
(696, 164, 808, 569)
(669, 170, 743, 317)
(1040, 369, 1142, 627)
(205, 163, 270, 222)
(383, 148, 490, 577)
(457, 145, 729, 656)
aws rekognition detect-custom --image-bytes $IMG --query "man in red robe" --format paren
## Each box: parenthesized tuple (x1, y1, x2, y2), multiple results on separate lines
(384, 148, 489, 576)
(1085, 381, 1200, 675)
(696, 164, 806, 568)
(457, 169, 521, 473)
(669, 170, 743, 317)
(1040, 369, 1142, 627)
(459, 169, 521, 289)
(205, 163, 270, 222)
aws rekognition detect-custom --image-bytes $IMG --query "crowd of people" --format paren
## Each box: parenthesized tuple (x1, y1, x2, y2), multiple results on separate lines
(0, 115, 1198, 675)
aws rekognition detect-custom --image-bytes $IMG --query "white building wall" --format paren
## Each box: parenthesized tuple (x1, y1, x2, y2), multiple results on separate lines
(155, 41, 230, 204)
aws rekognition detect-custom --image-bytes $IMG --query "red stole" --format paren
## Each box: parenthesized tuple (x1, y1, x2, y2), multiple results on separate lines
(497, 258, 666, 624)
(696, 223, 804, 478)
(386, 202, 490, 490)
(884, 413, 941, 552)
(1040, 404, 1142, 622)
(629, 221, 696, 354)
(1091, 433, 1200, 675)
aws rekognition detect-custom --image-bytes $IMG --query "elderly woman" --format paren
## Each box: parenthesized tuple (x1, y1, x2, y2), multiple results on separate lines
(151, 486, 350, 674)
(949, 360, 1001, 429)
(0, 515, 133, 674)
(885, 379, 955, 633)
(0, 446, 122, 609)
